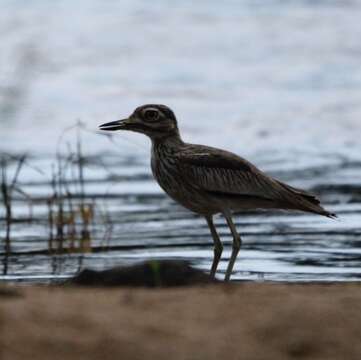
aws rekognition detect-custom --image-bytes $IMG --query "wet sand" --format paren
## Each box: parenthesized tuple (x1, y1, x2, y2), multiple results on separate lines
(1, 283, 360, 360)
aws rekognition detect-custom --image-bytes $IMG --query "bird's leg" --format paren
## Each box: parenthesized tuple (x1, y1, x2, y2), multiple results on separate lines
(223, 210, 242, 282)
(205, 215, 223, 278)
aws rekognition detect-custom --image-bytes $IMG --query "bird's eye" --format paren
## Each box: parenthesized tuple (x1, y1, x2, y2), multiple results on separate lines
(144, 109, 159, 121)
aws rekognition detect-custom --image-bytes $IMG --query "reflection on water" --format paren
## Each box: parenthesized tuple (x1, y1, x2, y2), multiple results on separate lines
(1, 1, 361, 282)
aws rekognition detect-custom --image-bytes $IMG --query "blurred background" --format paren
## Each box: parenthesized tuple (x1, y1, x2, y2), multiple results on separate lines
(1, 0, 360, 282)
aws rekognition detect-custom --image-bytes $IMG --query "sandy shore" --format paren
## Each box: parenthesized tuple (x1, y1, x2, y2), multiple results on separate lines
(1, 283, 360, 360)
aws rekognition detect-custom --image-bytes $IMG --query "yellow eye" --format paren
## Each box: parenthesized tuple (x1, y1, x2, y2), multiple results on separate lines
(144, 109, 159, 121)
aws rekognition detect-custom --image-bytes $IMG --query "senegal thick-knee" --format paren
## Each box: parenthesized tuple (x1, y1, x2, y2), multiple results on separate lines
(100, 104, 335, 281)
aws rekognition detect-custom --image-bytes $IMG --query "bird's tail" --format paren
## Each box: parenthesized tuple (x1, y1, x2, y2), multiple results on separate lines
(276, 181, 337, 219)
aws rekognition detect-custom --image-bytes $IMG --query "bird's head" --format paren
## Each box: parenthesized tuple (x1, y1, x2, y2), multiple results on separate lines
(99, 104, 179, 140)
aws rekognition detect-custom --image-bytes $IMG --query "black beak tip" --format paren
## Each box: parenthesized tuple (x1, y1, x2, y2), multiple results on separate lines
(98, 123, 109, 131)
(98, 120, 123, 131)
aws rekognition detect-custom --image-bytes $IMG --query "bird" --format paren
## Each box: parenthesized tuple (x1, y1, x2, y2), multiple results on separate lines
(99, 104, 335, 281)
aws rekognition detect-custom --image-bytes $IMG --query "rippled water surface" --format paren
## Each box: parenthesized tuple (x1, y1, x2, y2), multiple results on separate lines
(0, 0, 360, 282)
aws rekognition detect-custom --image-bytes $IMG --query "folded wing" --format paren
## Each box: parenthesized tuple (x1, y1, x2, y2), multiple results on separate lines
(176, 144, 335, 218)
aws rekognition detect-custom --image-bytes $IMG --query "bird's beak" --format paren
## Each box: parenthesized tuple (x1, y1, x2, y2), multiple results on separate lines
(99, 118, 130, 131)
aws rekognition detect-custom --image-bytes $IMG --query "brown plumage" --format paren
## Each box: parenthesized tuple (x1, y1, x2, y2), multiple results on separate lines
(100, 104, 335, 281)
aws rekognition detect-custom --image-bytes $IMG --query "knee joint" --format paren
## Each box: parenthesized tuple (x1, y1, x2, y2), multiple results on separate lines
(233, 237, 241, 251)
(214, 244, 223, 257)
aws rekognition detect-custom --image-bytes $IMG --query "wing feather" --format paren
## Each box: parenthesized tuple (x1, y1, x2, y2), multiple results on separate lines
(174, 144, 335, 217)
(175, 145, 287, 202)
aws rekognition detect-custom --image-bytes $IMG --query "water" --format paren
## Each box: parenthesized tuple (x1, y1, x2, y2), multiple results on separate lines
(0, 0, 361, 283)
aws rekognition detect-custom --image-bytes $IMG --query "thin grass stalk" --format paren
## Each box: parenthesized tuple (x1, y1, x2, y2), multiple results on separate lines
(77, 125, 85, 218)
(1, 159, 11, 274)
(55, 155, 65, 251)
(47, 198, 54, 253)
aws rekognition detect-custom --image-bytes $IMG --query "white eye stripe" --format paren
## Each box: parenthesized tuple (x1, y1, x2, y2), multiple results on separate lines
(143, 108, 161, 121)
(144, 108, 160, 114)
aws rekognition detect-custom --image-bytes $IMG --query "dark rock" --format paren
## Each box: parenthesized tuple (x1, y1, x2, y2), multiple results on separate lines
(68, 260, 216, 287)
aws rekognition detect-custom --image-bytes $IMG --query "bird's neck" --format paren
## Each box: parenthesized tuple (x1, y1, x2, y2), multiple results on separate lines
(151, 131, 184, 149)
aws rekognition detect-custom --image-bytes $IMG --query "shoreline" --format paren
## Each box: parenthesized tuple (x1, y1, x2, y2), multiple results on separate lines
(1, 282, 360, 360)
